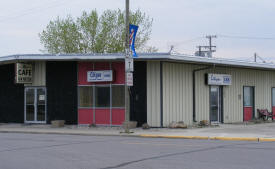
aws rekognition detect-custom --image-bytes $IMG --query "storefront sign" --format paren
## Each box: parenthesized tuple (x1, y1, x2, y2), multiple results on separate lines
(87, 70, 113, 82)
(125, 57, 134, 72)
(126, 72, 133, 86)
(15, 63, 32, 84)
(207, 73, 232, 85)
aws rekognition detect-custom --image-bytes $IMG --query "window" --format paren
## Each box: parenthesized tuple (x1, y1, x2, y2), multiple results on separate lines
(112, 85, 125, 107)
(78, 86, 93, 107)
(78, 85, 125, 108)
(244, 87, 253, 107)
(272, 88, 275, 106)
(95, 86, 110, 107)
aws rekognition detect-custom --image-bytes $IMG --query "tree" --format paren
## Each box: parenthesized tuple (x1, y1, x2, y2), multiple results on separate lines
(39, 9, 157, 54)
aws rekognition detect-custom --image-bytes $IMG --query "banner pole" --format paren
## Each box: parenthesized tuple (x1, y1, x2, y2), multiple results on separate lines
(124, 0, 130, 132)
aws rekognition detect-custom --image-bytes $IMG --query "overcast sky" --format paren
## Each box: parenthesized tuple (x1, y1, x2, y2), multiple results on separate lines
(1, 0, 275, 62)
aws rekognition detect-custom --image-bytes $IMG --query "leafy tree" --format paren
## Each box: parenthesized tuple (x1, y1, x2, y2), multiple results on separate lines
(39, 9, 157, 54)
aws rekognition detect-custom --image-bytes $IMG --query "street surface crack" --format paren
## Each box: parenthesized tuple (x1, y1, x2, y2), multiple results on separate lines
(100, 142, 259, 169)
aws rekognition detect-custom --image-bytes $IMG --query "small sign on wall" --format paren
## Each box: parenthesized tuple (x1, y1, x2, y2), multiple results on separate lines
(39, 95, 45, 101)
(15, 63, 32, 84)
(125, 57, 134, 72)
(126, 72, 133, 86)
(87, 70, 113, 82)
(207, 73, 232, 85)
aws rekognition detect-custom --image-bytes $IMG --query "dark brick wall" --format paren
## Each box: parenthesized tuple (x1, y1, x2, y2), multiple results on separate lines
(0, 64, 24, 123)
(46, 61, 77, 124)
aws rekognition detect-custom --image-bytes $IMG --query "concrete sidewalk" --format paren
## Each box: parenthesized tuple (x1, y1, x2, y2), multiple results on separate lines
(1, 122, 275, 141)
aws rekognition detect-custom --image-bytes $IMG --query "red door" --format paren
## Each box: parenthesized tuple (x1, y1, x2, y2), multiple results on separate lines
(244, 107, 253, 121)
(243, 86, 254, 121)
(272, 88, 275, 120)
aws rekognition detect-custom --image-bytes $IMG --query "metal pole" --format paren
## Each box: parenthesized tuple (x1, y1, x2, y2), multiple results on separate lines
(125, 0, 130, 51)
(124, 0, 130, 131)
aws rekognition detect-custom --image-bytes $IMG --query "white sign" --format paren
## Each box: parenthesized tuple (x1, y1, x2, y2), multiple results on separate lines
(87, 70, 113, 82)
(15, 63, 32, 84)
(125, 57, 134, 72)
(126, 72, 133, 86)
(39, 95, 45, 101)
(207, 73, 232, 85)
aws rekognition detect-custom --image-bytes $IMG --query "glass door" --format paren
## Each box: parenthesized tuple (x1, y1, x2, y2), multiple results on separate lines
(25, 87, 46, 123)
(271, 88, 275, 119)
(210, 86, 222, 123)
(25, 88, 35, 122)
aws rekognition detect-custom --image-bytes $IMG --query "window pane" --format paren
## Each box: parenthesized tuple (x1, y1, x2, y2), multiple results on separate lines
(37, 105, 46, 121)
(272, 88, 275, 106)
(112, 85, 125, 107)
(26, 89, 34, 104)
(95, 86, 110, 107)
(78, 86, 93, 107)
(26, 105, 35, 121)
(244, 87, 253, 106)
(37, 88, 46, 105)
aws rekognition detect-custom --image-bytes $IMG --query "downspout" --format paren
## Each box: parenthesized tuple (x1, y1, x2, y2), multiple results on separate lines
(160, 61, 163, 127)
(193, 66, 213, 122)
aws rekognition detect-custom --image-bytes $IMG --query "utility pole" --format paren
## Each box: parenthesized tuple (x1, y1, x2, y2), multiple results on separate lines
(206, 35, 217, 57)
(195, 35, 217, 57)
(124, 0, 131, 133)
(125, 0, 129, 52)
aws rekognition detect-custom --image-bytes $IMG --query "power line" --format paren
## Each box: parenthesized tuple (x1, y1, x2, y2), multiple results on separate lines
(169, 36, 204, 47)
(0, 0, 72, 23)
(168, 36, 204, 52)
(173, 36, 205, 46)
(218, 34, 275, 40)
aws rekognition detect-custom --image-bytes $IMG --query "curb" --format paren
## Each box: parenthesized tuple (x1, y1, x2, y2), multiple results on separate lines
(1, 129, 275, 142)
(139, 134, 275, 142)
(0, 129, 139, 137)
(210, 137, 258, 141)
(140, 134, 209, 140)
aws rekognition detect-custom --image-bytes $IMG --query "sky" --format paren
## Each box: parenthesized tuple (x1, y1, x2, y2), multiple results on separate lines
(1, 0, 275, 62)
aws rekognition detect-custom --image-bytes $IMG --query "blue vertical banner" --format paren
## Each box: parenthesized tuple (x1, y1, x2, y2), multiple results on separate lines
(129, 24, 139, 57)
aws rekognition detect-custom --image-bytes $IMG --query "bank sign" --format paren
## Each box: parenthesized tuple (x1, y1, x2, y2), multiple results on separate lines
(15, 63, 32, 84)
(207, 73, 232, 85)
(87, 70, 113, 82)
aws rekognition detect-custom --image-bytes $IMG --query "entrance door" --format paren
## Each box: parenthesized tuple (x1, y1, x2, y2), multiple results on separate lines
(243, 86, 254, 121)
(130, 61, 147, 126)
(25, 87, 47, 123)
(271, 88, 275, 119)
(210, 86, 222, 123)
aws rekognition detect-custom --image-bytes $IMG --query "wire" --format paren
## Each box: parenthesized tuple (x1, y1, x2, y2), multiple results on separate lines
(168, 36, 205, 53)
(0, 0, 73, 23)
(218, 34, 275, 40)
(173, 36, 205, 46)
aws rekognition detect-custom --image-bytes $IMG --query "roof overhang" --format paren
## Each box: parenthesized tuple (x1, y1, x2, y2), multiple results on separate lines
(1, 53, 275, 71)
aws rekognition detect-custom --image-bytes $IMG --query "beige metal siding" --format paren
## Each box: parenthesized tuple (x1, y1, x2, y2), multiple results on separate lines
(25, 62, 46, 87)
(161, 62, 275, 126)
(222, 68, 275, 123)
(162, 62, 194, 126)
(195, 69, 210, 122)
(195, 67, 275, 123)
(147, 61, 161, 127)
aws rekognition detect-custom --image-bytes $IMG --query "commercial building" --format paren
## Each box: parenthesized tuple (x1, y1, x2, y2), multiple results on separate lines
(0, 53, 275, 127)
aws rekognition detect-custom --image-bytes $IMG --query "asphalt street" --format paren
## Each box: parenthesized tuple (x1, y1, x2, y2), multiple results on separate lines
(0, 133, 274, 169)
